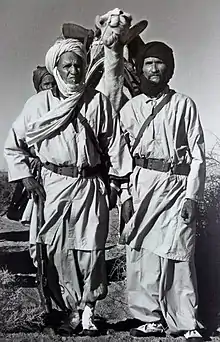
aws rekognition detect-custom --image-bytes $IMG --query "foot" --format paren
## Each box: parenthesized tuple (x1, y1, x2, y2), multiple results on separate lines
(57, 311, 81, 336)
(69, 311, 81, 330)
(184, 330, 203, 342)
(82, 305, 99, 337)
(130, 322, 165, 337)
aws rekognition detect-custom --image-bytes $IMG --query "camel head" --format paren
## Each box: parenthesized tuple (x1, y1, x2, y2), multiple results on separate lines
(95, 8, 132, 50)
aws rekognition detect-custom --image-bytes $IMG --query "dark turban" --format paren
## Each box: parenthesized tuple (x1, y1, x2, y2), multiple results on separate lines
(32, 66, 51, 92)
(137, 41, 175, 82)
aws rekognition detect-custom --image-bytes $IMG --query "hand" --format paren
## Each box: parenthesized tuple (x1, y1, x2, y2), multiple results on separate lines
(121, 198, 134, 224)
(30, 157, 41, 173)
(109, 187, 118, 210)
(181, 199, 197, 224)
(22, 176, 46, 202)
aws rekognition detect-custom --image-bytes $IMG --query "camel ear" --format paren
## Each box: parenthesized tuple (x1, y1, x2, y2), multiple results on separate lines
(95, 15, 103, 29)
(124, 20, 148, 45)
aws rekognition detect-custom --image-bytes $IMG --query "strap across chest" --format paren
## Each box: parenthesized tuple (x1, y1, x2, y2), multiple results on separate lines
(130, 90, 175, 155)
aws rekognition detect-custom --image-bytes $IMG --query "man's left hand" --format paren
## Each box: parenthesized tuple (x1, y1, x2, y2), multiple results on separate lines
(181, 199, 197, 224)
(109, 187, 118, 210)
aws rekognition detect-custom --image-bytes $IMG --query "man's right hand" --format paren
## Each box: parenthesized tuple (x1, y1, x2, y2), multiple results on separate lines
(22, 177, 46, 202)
(121, 198, 134, 224)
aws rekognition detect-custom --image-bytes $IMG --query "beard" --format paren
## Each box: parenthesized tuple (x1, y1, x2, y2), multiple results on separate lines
(140, 74, 168, 97)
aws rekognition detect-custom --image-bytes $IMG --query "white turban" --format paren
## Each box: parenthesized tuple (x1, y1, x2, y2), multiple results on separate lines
(45, 38, 87, 97)
(45, 38, 87, 74)
(26, 39, 87, 146)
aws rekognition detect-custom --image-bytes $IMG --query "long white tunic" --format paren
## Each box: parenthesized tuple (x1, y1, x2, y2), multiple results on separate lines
(120, 88, 206, 261)
(4, 88, 133, 250)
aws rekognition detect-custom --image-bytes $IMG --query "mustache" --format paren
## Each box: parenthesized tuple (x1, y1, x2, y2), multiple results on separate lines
(149, 72, 161, 76)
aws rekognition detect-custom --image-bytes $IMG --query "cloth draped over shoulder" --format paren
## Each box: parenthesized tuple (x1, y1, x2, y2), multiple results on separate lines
(26, 38, 87, 147)
(4, 87, 133, 249)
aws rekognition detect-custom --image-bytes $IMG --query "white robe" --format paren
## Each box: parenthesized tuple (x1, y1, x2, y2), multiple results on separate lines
(4, 88, 133, 250)
(120, 88, 206, 261)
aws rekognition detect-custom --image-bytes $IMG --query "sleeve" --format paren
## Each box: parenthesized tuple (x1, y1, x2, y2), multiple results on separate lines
(98, 94, 133, 181)
(185, 98, 206, 201)
(4, 98, 36, 182)
(119, 101, 135, 150)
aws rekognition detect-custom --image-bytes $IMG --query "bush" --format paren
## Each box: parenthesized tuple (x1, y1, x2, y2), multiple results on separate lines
(0, 171, 15, 215)
(0, 268, 41, 333)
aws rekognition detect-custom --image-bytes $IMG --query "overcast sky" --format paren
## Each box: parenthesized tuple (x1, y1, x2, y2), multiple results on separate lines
(0, 0, 220, 169)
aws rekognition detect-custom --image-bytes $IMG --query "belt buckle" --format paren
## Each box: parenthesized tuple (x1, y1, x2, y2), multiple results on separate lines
(161, 160, 168, 172)
(79, 167, 85, 177)
(57, 166, 63, 175)
(70, 167, 74, 177)
(147, 158, 153, 169)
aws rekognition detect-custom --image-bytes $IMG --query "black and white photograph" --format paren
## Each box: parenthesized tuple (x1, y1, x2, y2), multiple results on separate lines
(0, 1, 220, 341)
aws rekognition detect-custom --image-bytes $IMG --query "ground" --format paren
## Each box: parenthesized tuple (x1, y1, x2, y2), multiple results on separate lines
(1, 208, 220, 342)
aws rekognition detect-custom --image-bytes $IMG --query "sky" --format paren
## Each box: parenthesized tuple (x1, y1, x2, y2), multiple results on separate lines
(0, 0, 220, 169)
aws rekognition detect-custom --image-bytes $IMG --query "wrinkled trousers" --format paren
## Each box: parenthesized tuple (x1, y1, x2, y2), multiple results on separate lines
(126, 246, 199, 333)
(30, 237, 108, 312)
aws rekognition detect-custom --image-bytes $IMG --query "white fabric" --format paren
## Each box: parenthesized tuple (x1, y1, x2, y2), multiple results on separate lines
(127, 247, 200, 332)
(184, 330, 202, 339)
(26, 39, 87, 147)
(4, 88, 133, 249)
(45, 38, 87, 75)
(4, 89, 132, 182)
(136, 323, 164, 333)
(120, 88, 206, 261)
(25, 89, 83, 146)
(82, 305, 98, 331)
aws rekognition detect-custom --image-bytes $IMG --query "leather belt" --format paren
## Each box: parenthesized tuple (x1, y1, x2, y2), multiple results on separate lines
(134, 157, 190, 176)
(43, 162, 102, 178)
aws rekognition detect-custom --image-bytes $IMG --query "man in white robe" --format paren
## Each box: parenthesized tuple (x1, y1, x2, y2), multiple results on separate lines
(119, 41, 205, 341)
(4, 38, 132, 336)
(7, 65, 55, 223)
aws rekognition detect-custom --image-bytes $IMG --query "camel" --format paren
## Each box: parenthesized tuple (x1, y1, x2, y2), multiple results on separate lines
(62, 8, 148, 111)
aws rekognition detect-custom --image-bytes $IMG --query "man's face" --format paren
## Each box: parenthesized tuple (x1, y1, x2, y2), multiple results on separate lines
(142, 57, 167, 84)
(57, 51, 85, 85)
(39, 74, 55, 91)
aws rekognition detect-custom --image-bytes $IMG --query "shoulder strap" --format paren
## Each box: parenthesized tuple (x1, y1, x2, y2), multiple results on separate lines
(130, 90, 175, 155)
(77, 112, 103, 155)
(69, 89, 103, 156)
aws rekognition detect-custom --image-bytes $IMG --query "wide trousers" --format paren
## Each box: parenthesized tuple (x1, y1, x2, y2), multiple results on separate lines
(126, 246, 199, 333)
(30, 233, 108, 312)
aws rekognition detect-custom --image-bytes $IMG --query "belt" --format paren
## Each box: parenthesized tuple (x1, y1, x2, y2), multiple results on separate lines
(43, 162, 102, 178)
(134, 157, 190, 176)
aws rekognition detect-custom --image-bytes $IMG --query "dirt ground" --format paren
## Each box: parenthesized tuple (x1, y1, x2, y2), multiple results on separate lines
(1, 211, 220, 342)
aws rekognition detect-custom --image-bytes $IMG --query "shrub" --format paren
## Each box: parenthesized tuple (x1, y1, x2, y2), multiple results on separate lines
(0, 171, 15, 215)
